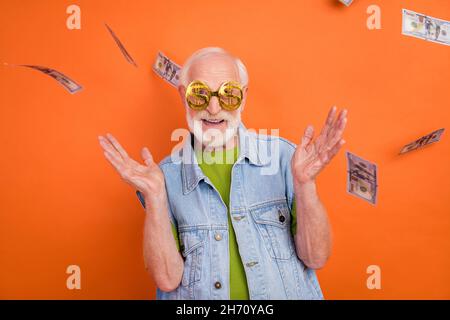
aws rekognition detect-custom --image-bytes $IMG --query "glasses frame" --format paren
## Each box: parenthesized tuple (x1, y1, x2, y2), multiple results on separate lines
(185, 80, 245, 111)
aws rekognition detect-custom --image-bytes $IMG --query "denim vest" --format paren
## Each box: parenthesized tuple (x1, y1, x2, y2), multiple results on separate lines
(154, 123, 324, 300)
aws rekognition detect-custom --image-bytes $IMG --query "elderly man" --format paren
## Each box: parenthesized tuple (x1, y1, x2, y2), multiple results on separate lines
(98, 47, 347, 300)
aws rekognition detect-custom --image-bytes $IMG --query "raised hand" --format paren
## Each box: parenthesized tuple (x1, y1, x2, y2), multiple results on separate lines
(291, 106, 348, 185)
(98, 133, 167, 208)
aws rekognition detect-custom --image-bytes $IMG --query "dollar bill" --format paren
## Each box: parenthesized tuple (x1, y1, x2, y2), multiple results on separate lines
(339, 0, 353, 6)
(153, 52, 181, 87)
(346, 152, 378, 205)
(15, 64, 83, 94)
(105, 23, 138, 67)
(402, 9, 450, 46)
(399, 128, 445, 155)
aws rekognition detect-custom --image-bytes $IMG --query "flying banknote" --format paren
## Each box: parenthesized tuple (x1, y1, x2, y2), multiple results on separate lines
(346, 152, 378, 205)
(402, 9, 450, 46)
(399, 128, 445, 155)
(5, 64, 83, 94)
(105, 23, 138, 67)
(152, 52, 181, 87)
(339, 0, 354, 7)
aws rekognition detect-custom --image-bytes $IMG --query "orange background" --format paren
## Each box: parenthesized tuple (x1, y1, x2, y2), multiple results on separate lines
(0, 0, 449, 299)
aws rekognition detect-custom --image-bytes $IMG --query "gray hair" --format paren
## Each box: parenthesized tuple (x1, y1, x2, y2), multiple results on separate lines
(179, 47, 249, 87)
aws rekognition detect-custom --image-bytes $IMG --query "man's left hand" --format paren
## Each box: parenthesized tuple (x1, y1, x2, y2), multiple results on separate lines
(291, 106, 348, 185)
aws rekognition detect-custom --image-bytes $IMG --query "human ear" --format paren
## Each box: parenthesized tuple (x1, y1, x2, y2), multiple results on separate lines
(178, 85, 186, 99)
(240, 86, 248, 112)
(178, 85, 188, 108)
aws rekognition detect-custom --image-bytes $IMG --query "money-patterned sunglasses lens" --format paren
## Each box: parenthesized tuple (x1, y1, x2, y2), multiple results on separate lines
(219, 83, 243, 110)
(186, 82, 210, 110)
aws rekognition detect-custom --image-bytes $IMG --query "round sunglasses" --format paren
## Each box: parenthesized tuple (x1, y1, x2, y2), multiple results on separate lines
(185, 80, 245, 111)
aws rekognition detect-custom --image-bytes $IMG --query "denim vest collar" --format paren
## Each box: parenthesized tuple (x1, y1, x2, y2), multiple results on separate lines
(181, 122, 267, 195)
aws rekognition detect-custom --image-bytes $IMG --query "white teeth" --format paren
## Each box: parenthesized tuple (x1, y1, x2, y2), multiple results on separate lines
(204, 119, 223, 123)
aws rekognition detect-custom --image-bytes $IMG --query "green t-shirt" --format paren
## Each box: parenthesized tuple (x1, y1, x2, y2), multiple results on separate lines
(171, 145, 297, 299)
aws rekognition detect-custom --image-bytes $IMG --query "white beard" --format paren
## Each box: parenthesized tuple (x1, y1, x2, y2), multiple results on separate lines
(186, 110, 241, 149)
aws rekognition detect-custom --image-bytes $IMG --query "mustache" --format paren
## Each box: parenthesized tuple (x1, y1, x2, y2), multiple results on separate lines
(191, 110, 234, 122)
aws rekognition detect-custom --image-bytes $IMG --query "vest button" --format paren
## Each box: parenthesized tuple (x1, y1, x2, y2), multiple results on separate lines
(246, 261, 259, 268)
(214, 281, 222, 289)
(279, 214, 286, 223)
(214, 233, 222, 241)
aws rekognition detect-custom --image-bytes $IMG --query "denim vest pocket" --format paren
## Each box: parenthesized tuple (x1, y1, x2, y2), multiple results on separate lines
(179, 229, 206, 287)
(250, 199, 295, 260)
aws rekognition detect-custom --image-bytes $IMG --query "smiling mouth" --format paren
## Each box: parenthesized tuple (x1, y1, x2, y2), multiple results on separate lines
(202, 119, 225, 125)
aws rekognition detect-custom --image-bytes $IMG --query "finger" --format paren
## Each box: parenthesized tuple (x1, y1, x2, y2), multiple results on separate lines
(98, 136, 122, 159)
(324, 109, 346, 148)
(141, 147, 154, 166)
(106, 133, 129, 159)
(103, 150, 124, 173)
(300, 125, 314, 149)
(327, 139, 346, 161)
(326, 112, 348, 149)
(315, 106, 337, 151)
(328, 109, 347, 139)
(319, 106, 337, 138)
(103, 147, 123, 163)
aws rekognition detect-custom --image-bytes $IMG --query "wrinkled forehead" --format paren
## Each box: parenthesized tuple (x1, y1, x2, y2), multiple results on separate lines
(187, 54, 240, 89)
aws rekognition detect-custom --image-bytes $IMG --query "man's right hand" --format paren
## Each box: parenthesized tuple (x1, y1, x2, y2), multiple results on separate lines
(98, 133, 167, 210)
(99, 133, 183, 291)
